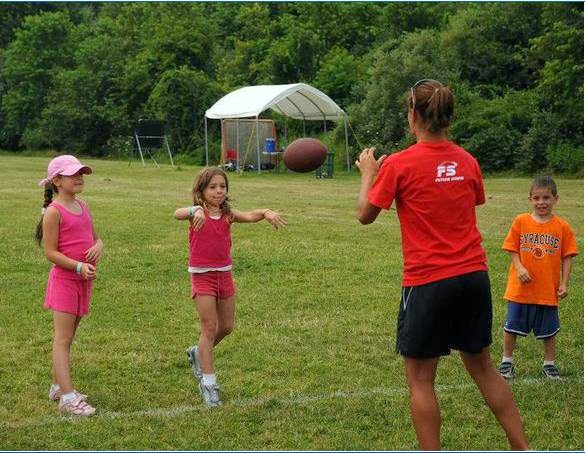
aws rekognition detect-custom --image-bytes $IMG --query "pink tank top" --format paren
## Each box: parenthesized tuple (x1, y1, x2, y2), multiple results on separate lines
(189, 214, 232, 268)
(49, 200, 95, 280)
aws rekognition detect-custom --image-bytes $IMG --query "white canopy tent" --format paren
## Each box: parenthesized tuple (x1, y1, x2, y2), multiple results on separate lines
(204, 83, 351, 174)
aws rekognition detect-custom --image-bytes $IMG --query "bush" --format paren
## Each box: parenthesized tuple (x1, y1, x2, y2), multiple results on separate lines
(546, 141, 583, 174)
(451, 89, 535, 172)
(104, 136, 134, 160)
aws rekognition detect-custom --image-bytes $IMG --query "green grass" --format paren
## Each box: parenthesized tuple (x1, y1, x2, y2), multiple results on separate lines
(0, 154, 582, 450)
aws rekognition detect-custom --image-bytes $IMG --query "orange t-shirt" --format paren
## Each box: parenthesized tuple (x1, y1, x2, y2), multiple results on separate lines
(502, 213, 578, 306)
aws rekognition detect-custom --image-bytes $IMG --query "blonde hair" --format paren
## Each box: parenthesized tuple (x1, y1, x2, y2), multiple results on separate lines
(192, 167, 232, 218)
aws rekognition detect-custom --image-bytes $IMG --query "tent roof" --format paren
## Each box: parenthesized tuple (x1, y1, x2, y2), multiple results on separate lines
(205, 83, 346, 121)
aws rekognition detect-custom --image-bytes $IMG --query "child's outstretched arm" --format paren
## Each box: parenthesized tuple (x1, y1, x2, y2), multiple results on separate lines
(43, 206, 96, 280)
(174, 206, 205, 230)
(508, 251, 531, 283)
(558, 256, 574, 299)
(232, 208, 286, 229)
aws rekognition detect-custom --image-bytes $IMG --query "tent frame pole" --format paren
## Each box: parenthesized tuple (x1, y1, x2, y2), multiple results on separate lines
(255, 116, 261, 175)
(236, 119, 240, 172)
(204, 116, 209, 166)
(344, 116, 350, 172)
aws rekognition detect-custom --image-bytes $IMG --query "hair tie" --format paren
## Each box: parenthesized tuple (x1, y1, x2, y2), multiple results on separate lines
(434, 88, 440, 94)
(41, 207, 46, 215)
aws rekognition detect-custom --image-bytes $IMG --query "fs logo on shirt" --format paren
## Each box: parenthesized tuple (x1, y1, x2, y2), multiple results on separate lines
(435, 161, 464, 183)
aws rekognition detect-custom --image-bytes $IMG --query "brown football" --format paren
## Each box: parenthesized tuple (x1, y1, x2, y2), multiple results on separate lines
(283, 138, 327, 173)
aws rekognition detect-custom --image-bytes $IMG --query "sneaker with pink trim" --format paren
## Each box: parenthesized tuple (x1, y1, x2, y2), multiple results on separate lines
(59, 395, 96, 416)
(49, 387, 87, 402)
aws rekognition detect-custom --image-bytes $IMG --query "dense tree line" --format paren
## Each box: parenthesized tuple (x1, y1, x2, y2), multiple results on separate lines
(0, 2, 582, 173)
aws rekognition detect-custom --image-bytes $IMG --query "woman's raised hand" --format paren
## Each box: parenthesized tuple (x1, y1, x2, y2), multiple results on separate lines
(355, 147, 387, 176)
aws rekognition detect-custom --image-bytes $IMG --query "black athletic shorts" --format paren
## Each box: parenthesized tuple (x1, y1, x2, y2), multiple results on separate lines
(396, 271, 492, 359)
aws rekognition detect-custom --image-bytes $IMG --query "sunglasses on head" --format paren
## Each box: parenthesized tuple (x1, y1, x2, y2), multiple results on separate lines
(410, 79, 443, 110)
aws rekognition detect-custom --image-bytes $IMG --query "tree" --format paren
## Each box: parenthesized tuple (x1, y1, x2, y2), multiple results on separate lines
(313, 47, 364, 109)
(145, 67, 221, 159)
(441, 3, 543, 90)
(350, 28, 458, 154)
(1, 11, 74, 148)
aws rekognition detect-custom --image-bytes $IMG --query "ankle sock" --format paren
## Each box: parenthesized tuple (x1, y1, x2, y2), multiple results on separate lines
(502, 356, 514, 364)
(543, 360, 555, 367)
(61, 392, 77, 403)
(50, 383, 61, 392)
(202, 373, 216, 386)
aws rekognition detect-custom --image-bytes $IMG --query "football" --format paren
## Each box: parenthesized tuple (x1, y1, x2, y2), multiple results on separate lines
(283, 138, 327, 173)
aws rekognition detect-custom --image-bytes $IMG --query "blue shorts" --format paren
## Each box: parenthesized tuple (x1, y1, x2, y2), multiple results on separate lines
(504, 301, 560, 339)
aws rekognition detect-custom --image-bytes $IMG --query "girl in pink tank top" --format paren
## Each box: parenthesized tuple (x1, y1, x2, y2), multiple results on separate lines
(36, 155, 103, 417)
(174, 167, 286, 406)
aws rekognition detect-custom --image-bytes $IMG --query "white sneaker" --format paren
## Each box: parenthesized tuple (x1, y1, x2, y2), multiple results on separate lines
(186, 346, 203, 381)
(59, 395, 96, 416)
(199, 382, 221, 407)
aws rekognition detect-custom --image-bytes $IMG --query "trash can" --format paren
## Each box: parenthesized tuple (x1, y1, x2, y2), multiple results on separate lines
(316, 152, 335, 178)
(265, 138, 276, 153)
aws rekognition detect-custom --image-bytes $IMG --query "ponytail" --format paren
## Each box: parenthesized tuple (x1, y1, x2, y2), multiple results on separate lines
(35, 184, 56, 245)
(408, 80, 454, 133)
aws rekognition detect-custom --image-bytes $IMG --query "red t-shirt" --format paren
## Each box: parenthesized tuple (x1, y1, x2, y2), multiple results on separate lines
(368, 140, 488, 286)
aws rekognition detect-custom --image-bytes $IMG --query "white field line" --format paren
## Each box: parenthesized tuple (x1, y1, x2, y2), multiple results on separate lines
(1, 376, 578, 429)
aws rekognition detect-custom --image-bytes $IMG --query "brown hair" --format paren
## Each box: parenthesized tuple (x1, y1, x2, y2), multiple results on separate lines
(530, 175, 558, 197)
(192, 167, 232, 218)
(35, 183, 57, 245)
(407, 79, 454, 133)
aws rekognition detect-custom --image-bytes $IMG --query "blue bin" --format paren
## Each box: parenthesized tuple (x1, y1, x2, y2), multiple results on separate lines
(265, 138, 276, 153)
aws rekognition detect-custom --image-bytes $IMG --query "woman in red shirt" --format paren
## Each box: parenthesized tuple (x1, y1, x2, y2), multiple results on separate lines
(355, 79, 528, 450)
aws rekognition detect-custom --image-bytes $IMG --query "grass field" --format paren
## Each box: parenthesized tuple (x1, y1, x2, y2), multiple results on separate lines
(0, 154, 582, 450)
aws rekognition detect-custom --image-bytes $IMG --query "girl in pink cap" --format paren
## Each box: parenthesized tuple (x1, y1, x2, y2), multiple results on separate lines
(36, 155, 103, 416)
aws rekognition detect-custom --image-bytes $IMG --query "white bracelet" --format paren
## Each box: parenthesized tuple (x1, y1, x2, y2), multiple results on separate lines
(189, 206, 202, 217)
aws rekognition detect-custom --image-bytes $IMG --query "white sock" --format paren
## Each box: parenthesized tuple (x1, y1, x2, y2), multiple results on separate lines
(61, 392, 77, 403)
(502, 356, 514, 364)
(202, 373, 216, 386)
(51, 383, 60, 392)
(544, 360, 555, 366)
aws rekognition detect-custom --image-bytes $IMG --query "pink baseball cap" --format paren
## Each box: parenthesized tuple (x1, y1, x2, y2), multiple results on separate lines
(38, 155, 93, 187)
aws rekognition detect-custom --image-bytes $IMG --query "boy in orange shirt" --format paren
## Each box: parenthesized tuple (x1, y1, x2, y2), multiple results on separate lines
(499, 176, 578, 380)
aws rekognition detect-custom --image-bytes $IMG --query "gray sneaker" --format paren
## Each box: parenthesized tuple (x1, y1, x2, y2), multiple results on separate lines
(186, 346, 203, 381)
(542, 364, 561, 380)
(499, 361, 515, 379)
(199, 382, 222, 407)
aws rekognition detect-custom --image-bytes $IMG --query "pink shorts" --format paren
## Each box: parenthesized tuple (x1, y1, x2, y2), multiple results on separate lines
(191, 271, 236, 299)
(44, 271, 93, 317)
